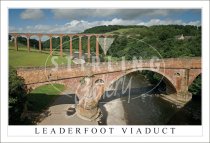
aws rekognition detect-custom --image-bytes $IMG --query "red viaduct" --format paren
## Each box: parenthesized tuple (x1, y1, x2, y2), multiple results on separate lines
(9, 33, 113, 59)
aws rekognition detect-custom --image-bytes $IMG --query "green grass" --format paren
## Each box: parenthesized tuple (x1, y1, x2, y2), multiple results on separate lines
(107, 27, 149, 36)
(27, 84, 65, 112)
(106, 28, 137, 34)
(9, 44, 72, 67)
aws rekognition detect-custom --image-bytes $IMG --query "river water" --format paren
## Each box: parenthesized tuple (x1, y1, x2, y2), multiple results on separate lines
(98, 72, 201, 125)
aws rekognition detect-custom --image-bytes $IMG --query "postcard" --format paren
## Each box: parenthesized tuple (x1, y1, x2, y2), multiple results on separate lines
(1, 0, 209, 142)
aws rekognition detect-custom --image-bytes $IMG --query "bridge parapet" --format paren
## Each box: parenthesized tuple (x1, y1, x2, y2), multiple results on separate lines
(16, 57, 201, 70)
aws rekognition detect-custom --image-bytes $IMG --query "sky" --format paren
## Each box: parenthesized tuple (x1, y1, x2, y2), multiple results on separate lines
(9, 9, 201, 34)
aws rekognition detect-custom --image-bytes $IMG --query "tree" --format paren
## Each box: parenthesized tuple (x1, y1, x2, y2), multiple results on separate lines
(9, 35, 12, 40)
(9, 66, 29, 125)
(189, 74, 201, 96)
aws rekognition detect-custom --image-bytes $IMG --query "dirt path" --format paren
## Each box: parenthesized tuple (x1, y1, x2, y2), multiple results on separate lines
(38, 90, 97, 125)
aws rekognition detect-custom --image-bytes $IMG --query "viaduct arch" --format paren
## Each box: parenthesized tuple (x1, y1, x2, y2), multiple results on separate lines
(104, 68, 177, 93)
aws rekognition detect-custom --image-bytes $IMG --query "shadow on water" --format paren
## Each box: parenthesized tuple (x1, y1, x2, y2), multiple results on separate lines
(99, 86, 155, 103)
(121, 93, 178, 125)
(167, 95, 201, 125)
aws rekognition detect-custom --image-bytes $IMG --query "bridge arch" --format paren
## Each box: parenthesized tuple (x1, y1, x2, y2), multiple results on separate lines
(71, 35, 80, 55)
(90, 35, 96, 53)
(12, 34, 29, 51)
(41, 35, 51, 50)
(27, 35, 40, 50)
(99, 68, 177, 101)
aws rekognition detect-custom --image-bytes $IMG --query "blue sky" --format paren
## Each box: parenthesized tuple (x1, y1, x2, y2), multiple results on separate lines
(9, 9, 201, 33)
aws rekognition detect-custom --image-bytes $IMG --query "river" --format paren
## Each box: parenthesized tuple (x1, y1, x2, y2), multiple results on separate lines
(98, 72, 201, 125)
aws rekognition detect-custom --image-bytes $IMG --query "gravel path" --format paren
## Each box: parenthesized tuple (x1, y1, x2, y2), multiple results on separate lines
(38, 90, 97, 125)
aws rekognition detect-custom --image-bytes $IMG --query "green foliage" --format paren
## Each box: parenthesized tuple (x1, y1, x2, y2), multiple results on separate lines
(107, 25, 201, 59)
(189, 75, 201, 96)
(9, 66, 28, 125)
(141, 71, 163, 85)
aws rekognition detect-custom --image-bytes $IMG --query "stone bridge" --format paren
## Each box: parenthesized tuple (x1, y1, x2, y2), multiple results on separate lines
(17, 57, 201, 120)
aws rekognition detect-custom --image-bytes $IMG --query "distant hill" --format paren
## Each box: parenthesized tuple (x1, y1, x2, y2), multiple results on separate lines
(83, 25, 146, 34)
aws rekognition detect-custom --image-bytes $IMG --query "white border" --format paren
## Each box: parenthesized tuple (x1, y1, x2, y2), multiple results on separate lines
(1, 1, 209, 142)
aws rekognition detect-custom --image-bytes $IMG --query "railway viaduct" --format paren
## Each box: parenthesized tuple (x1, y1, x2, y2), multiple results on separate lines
(9, 32, 113, 59)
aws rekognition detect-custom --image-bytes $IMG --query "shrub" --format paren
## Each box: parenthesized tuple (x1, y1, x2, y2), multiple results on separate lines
(9, 66, 29, 125)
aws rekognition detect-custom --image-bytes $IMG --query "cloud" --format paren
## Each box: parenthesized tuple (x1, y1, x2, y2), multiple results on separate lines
(187, 20, 201, 26)
(20, 9, 44, 20)
(9, 18, 138, 34)
(51, 9, 187, 20)
(138, 19, 201, 26)
(9, 18, 201, 35)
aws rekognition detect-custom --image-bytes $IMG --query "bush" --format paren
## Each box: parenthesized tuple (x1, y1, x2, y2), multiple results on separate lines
(189, 74, 201, 96)
(9, 66, 29, 125)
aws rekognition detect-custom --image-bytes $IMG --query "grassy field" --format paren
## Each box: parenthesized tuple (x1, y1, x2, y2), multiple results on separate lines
(9, 44, 72, 67)
(106, 28, 134, 34)
(107, 27, 149, 36)
(27, 84, 65, 112)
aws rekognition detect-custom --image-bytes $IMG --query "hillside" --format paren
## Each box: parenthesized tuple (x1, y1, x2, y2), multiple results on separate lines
(106, 25, 201, 60)
(83, 25, 146, 34)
